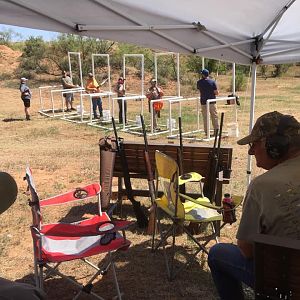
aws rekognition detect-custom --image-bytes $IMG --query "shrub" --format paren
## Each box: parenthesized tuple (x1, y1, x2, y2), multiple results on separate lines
(0, 72, 13, 80)
(272, 64, 291, 77)
(233, 72, 247, 91)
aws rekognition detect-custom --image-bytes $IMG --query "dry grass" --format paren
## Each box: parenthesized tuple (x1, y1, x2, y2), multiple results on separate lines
(1, 72, 300, 299)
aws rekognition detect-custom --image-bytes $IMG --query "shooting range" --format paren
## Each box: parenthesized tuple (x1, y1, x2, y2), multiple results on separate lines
(1, 0, 300, 299)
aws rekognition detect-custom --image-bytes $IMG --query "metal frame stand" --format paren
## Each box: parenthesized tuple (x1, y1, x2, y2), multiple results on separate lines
(38, 85, 62, 117)
(205, 96, 238, 141)
(40, 87, 84, 118)
(68, 51, 83, 88)
(86, 91, 115, 129)
(154, 52, 180, 97)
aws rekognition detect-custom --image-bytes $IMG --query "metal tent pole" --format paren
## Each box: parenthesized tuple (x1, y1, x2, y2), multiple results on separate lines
(246, 62, 257, 185)
(232, 63, 236, 95)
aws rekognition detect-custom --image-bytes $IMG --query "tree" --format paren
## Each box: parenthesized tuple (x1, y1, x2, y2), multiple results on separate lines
(272, 64, 291, 77)
(0, 28, 21, 46)
(17, 36, 48, 78)
(16, 34, 116, 80)
(48, 34, 115, 76)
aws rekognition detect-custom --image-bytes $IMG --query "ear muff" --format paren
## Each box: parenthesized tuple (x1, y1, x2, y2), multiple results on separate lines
(265, 115, 293, 159)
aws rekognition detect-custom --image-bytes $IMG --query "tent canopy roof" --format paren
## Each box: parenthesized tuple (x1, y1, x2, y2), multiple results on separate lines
(1, 0, 300, 65)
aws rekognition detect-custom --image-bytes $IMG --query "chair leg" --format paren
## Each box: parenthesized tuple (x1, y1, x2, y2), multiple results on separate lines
(151, 205, 158, 252)
(168, 222, 177, 281)
(210, 222, 220, 243)
(44, 262, 61, 280)
(110, 253, 122, 300)
(183, 226, 209, 255)
(82, 258, 100, 271)
(33, 256, 39, 288)
(37, 263, 44, 290)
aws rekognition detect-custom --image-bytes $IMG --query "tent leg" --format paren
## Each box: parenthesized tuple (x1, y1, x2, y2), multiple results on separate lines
(246, 62, 257, 186)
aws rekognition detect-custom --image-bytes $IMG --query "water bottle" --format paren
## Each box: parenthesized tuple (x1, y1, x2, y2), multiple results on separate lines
(222, 193, 236, 224)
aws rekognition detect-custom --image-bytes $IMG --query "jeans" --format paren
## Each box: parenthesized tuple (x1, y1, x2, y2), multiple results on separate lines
(208, 243, 254, 300)
(92, 97, 103, 118)
(117, 98, 127, 124)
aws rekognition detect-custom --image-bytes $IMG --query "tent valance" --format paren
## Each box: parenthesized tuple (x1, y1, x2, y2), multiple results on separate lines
(1, 0, 300, 65)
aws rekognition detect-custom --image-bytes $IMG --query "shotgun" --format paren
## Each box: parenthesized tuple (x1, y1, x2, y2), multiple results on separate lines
(140, 115, 156, 234)
(112, 117, 148, 228)
(203, 112, 224, 202)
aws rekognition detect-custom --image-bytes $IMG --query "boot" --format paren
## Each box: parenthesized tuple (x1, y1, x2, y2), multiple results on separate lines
(26, 115, 30, 121)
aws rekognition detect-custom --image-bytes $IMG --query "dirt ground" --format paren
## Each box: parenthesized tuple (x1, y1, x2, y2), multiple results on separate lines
(1, 47, 300, 299)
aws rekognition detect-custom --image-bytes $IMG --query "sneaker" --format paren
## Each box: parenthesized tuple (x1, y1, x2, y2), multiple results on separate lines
(66, 109, 71, 112)
(94, 115, 100, 119)
(71, 107, 76, 111)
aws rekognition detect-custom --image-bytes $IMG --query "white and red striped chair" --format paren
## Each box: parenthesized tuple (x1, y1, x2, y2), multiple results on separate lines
(25, 167, 132, 300)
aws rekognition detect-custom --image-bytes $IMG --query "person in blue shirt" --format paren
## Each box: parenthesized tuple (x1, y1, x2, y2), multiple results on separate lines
(197, 69, 219, 136)
(19, 77, 32, 120)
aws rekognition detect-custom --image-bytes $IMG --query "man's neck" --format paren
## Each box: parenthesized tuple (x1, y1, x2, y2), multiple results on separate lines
(276, 149, 300, 166)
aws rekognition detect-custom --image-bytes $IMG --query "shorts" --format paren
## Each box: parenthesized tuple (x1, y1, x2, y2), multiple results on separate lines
(64, 93, 74, 104)
(22, 99, 30, 108)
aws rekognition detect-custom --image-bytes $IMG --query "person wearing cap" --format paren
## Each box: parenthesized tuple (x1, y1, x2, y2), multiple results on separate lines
(115, 77, 126, 124)
(197, 69, 219, 136)
(61, 70, 78, 112)
(146, 78, 164, 130)
(19, 77, 32, 120)
(208, 111, 300, 300)
(85, 73, 103, 119)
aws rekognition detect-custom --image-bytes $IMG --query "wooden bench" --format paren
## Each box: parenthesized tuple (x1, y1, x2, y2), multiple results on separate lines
(113, 141, 233, 205)
(254, 234, 300, 300)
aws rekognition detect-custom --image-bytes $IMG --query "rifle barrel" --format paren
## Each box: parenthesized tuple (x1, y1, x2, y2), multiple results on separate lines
(112, 116, 148, 227)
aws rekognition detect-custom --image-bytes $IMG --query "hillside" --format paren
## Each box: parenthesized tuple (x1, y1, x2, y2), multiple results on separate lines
(0, 45, 22, 75)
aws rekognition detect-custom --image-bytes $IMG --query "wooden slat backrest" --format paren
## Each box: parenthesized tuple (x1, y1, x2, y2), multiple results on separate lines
(113, 141, 232, 178)
(254, 234, 300, 300)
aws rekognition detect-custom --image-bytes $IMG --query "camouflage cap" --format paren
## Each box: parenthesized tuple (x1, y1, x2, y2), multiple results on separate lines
(237, 111, 300, 145)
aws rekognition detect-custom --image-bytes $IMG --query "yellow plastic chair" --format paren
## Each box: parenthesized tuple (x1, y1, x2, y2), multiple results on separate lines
(151, 150, 242, 280)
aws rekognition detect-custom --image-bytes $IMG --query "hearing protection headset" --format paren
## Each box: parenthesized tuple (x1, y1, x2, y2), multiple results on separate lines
(265, 115, 293, 159)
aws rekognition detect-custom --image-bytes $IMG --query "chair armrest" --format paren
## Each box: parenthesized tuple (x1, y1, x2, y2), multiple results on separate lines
(180, 193, 222, 210)
(40, 183, 101, 207)
(179, 172, 203, 185)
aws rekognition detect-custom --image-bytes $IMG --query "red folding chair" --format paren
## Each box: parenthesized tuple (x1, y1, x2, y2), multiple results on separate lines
(25, 167, 132, 300)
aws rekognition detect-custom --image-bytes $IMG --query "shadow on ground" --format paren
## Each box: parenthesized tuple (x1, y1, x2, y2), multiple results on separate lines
(3, 118, 25, 122)
(17, 202, 219, 299)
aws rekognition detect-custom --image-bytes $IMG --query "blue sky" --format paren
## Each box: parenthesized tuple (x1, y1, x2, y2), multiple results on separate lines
(0, 24, 59, 41)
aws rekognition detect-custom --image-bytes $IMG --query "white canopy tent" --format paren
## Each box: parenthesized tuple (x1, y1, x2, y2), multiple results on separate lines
(1, 0, 300, 181)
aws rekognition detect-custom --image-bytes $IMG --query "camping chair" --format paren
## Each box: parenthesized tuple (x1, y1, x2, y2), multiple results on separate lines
(254, 234, 300, 300)
(151, 150, 242, 280)
(25, 167, 132, 300)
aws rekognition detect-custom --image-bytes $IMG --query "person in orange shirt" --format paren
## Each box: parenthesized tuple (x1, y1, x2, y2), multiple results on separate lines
(85, 73, 103, 119)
